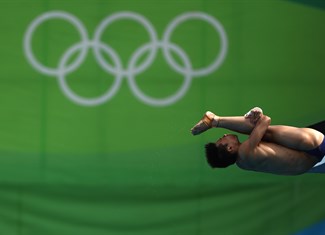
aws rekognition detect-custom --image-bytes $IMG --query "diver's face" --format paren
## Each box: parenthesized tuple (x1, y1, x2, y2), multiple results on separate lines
(215, 134, 239, 147)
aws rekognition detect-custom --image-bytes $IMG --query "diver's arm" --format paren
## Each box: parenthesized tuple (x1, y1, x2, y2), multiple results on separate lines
(246, 115, 271, 149)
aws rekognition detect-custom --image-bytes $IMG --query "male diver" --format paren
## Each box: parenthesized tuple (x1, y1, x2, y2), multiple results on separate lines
(191, 107, 325, 175)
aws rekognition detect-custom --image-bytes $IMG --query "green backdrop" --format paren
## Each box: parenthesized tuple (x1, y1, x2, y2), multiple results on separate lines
(0, 0, 325, 234)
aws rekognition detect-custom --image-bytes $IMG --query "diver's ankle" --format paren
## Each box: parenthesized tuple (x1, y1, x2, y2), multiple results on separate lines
(205, 111, 219, 127)
(212, 116, 220, 127)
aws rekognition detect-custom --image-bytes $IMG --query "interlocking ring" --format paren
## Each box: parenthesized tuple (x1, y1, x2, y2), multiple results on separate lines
(23, 11, 228, 106)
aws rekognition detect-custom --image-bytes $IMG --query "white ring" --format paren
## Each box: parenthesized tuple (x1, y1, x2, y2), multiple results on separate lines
(58, 42, 123, 106)
(24, 11, 89, 76)
(128, 42, 192, 106)
(93, 11, 159, 77)
(162, 12, 228, 78)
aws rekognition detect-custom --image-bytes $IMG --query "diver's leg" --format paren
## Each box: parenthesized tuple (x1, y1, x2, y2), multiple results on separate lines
(191, 111, 256, 135)
(263, 126, 323, 150)
(191, 107, 262, 135)
(191, 111, 323, 150)
(218, 115, 323, 150)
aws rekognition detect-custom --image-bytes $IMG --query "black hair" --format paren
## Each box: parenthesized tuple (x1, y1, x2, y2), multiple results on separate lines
(205, 143, 238, 168)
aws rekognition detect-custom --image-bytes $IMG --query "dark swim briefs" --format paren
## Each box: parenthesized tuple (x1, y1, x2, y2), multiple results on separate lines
(305, 137, 325, 162)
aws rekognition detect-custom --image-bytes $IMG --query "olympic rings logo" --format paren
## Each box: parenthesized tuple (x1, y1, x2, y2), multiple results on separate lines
(23, 11, 228, 106)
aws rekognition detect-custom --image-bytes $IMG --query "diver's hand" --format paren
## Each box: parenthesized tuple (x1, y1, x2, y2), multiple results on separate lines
(244, 107, 263, 125)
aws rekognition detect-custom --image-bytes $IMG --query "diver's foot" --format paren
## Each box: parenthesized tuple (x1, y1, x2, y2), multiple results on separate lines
(191, 111, 219, 135)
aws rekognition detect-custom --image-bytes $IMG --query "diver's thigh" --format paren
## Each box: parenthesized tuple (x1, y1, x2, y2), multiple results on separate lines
(265, 125, 309, 149)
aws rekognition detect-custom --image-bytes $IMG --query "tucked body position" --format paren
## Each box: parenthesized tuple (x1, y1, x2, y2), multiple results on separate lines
(191, 107, 325, 175)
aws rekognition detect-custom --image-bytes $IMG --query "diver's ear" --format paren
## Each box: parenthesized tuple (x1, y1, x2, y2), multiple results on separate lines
(228, 144, 239, 153)
(227, 144, 238, 153)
